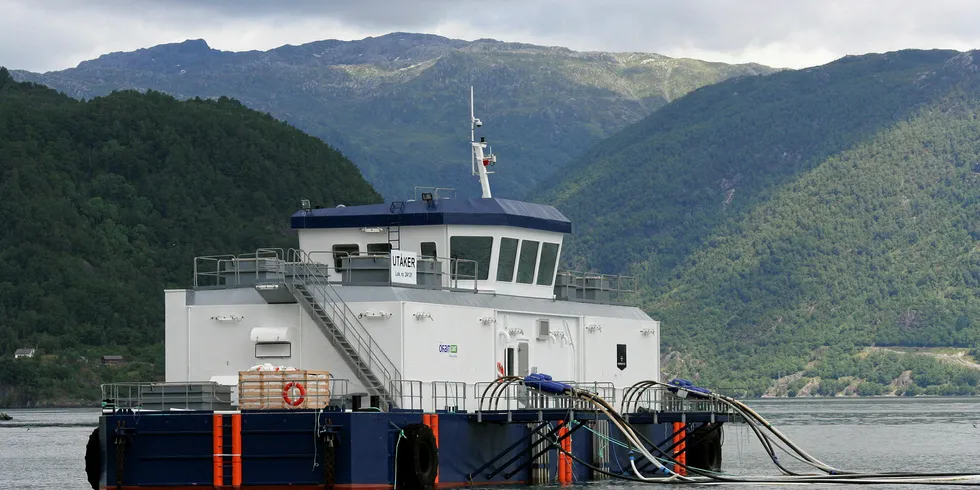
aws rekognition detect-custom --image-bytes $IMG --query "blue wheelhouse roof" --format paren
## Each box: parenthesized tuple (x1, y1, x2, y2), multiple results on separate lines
(291, 198, 572, 234)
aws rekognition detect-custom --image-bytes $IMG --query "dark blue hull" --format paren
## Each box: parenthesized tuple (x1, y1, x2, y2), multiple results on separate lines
(90, 409, 729, 489)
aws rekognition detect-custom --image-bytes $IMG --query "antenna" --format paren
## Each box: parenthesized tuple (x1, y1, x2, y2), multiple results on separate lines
(470, 86, 494, 199)
(471, 86, 476, 177)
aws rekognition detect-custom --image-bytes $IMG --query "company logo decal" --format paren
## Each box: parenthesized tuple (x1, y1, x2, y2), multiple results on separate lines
(438, 344, 458, 357)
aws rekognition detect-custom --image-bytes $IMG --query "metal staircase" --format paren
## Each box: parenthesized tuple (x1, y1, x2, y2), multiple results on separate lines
(284, 250, 401, 409)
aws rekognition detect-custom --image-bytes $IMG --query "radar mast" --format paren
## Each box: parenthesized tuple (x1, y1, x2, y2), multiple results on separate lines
(470, 86, 495, 198)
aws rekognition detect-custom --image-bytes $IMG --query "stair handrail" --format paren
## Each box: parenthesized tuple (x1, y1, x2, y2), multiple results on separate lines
(286, 248, 402, 406)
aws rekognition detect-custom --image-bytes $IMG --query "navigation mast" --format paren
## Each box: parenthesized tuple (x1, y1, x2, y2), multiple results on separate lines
(470, 86, 495, 199)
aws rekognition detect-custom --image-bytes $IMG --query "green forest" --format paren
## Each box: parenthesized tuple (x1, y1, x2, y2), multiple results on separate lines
(0, 68, 380, 406)
(536, 49, 980, 396)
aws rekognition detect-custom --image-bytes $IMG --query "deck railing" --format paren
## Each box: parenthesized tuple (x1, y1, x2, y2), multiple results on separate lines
(192, 248, 640, 306)
(193, 248, 480, 293)
(99, 379, 741, 417)
(553, 270, 639, 304)
(473, 380, 618, 413)
(100, 379, 353, 413)
(431, 381, 468, 412)
(301, 249, 480, 291)
(100, 381, 234, 412)
(621, 384, 735, 415)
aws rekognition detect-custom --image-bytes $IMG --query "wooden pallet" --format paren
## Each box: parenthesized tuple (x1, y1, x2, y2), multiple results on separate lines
(238, 369, 331, 410)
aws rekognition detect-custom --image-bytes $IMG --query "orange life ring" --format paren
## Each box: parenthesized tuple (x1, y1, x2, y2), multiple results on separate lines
(282, 381, 306, 406)
(496, 361, 505, 377)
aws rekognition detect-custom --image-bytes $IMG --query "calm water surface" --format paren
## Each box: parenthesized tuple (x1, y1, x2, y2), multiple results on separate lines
(1, 397, 978, 489)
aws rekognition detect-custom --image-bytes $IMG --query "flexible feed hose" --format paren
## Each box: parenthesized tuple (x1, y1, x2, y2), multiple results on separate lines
(513, 378, 980, 486)
(626, 379, 843, 475)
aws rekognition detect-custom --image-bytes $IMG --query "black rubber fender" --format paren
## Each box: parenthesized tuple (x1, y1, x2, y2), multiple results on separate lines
(85, 427, 101, 490)
(686, 424, 723, 473)
(395, 423, 439, 490)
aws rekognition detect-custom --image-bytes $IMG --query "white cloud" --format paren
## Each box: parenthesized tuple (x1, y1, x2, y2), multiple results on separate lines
(2, 0, 980, 73)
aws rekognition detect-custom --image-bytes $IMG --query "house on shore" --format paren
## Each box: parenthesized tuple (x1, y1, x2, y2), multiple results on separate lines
(101, 355, 126, 365)
(13, 348, 35, 359)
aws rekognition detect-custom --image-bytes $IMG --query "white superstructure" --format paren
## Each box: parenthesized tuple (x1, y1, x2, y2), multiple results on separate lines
(164, 88, 660, 411)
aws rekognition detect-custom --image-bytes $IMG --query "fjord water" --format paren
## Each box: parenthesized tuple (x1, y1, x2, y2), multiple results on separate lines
(1, 398, 978, 489)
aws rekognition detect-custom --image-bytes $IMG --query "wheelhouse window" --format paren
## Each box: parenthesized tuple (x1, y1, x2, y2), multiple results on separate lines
(496, 237, 519, 282)
(367, 243, 392, 255)
(450, 236, 493, 281)
(420, 242, 437, 258)
(332, 244, 359, 271)
(516, 240, 539, 284)
(536, 242, 560, 286)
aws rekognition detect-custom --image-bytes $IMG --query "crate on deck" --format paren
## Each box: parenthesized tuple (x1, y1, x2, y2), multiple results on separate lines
(238, 369, 331, 409)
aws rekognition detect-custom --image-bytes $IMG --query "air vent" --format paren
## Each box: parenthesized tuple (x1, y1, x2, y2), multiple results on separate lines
(536, 319, 550, 340)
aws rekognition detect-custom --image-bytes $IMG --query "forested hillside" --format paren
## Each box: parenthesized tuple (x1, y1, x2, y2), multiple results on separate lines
(11, 33, 774, 200)
(535, 49, 980, 396)
(0, 68, 381, 406)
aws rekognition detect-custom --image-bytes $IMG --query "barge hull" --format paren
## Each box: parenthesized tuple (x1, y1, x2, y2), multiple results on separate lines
(93, 409, 728, 489)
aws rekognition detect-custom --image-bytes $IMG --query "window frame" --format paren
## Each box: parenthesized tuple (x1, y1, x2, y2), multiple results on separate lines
(515, 239, 540, 284)
(420, 241, 438, 258)
(536, 242, 561, 286)
(367, 243, 392, 255)
(496, 237, 520, 282)
(449, 235, 494, 281)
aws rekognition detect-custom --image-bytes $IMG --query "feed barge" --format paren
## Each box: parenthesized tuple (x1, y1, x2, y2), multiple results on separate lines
(85, 88, 738, 490)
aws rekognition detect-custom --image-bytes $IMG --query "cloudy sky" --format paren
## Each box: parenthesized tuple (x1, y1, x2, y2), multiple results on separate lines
(3, 0, 980, 73)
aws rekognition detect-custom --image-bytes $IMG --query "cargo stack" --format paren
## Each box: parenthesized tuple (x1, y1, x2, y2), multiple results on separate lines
(237, 367, 331, 410)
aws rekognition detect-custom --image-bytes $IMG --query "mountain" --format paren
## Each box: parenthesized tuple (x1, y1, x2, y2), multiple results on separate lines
(10, 33, 775, 200)
(533, 49, 980, 396)
(0, 68, 381, 406)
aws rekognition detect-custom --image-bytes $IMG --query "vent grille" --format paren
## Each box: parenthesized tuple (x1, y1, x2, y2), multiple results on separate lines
(536, 319, 550, 340)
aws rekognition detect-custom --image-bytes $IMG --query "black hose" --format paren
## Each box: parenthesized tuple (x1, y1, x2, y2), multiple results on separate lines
(622, 382, 980, 484)
(549, 424, 980, 486)
(477, 376, 521, 410)
(492, 378, 525, 411)
(541, 429, 651, 483)
(527, 380, 980, 485)
(478, 376, 518, 408)
(622, 380, 825, 476)
(577, 387, 824, 481)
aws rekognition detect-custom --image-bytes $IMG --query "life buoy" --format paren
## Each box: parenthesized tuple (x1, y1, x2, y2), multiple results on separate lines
(282, 382, 306, 407)
(496, 361, 505, 378)
(396, 424, 439, 490)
